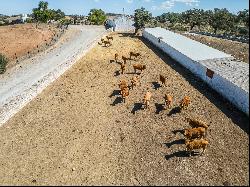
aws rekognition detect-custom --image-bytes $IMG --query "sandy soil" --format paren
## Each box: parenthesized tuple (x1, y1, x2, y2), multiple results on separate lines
(183, 33, 249, 64)
(0, 23, 60, 69)
(0, 33, 248, 186)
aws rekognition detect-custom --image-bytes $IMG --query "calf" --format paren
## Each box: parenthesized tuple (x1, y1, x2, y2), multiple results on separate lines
(133, 64, 146, 74)
(120, 63, 125, 74)
(130, 52, 141, 59)
(179, 96, 191, 110)
(131, 76, 139, 90)
(184, 127, 206, 140)
(159, 74, 167, 87)
(106, 36, 114, 41)
(185, 139, 209, 156)
(122, 56, 129, 64)
(121, 87, 129, 103)
(143, 92, 152, 109)
(164, 94, 173, 109)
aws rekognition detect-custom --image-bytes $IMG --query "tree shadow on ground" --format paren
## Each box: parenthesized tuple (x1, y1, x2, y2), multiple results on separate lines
(155, 103, 165, 114)
(109, 90, 120, 98)
(131, 103, 143, 114)
(152, 81, 161, 90)
(111, 97, 123, 106)
(140, 37, 249, 134)
(167, 107, 181, 116)
(164, 139, 185, 148)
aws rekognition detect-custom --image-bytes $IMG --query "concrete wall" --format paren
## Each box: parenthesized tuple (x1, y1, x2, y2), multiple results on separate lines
(143, 29, 249, 115)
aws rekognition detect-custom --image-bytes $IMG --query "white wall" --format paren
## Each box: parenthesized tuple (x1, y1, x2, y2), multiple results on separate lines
(143, 29, 249, 116)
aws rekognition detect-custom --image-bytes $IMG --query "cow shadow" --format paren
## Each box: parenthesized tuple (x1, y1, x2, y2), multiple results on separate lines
(164, 139, 185, 148)
(126, 72, 140, 75)
(111, 97, 123, 106)
(114, 70, 120, 77)
(131, 103, 143, 114)
(109, 90, 120, 98)
(167, 106, 181, 116)
(172, 129, 185, 135)
(165, 150, 200, 160)
(155, 103, 165, 114)
(152, 82, 161, 90)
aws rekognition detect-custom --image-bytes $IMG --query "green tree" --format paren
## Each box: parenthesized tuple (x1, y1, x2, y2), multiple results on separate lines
(32, 1, 65, 23)
(238, 9, 249, 27)
(182, 9, 206, 30)
(134, 7, 152, 33)
(157, 12, 181, 24)
(210, 8, 236, 34)
(87, 9, 107, 25)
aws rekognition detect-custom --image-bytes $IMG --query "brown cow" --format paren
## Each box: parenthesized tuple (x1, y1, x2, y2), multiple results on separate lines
(120, 63, 125, 74)
(159, 74, 167, 87)
(130, 52, 141, 59)
(143, 92, 152, 109)
(186, 118, 209, 130)
(185, 139, 209, 156)
(103, 40, 111, 47)
(131, 76, 139, 90)
(121, 87, 129, 103)
(115, 53, 119, 62)
(164, 94, 173, 109)
(180, 96, 191, 110)
(133, 64, 146, 74)
(106, 36, 114, 41)
(184, 127, 206, 140)
(119, 80, 128, 93)
(122, 56, 129, 64)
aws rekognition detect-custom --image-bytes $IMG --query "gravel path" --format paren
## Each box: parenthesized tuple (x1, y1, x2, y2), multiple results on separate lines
(0, 32, 248, 186)
(0, 25, 106, 125)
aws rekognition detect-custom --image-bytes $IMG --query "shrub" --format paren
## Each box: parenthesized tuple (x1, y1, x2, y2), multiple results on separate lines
(0, 54, 9, 74)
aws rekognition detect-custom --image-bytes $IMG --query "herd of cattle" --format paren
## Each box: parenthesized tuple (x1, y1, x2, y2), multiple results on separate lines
(100, 35, 210, 157)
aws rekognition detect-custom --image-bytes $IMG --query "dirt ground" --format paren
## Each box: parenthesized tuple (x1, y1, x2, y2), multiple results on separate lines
(0, 33, 248, 186)
(0, 23, 60, 69)
(183, 33, 249, 64)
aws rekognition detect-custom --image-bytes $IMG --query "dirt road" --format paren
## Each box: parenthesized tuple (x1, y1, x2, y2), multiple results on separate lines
(0, 33, 248, 185)
(0, 25, 106, 125)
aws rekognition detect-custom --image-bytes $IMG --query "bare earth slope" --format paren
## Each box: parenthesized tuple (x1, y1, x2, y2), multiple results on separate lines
(0, 33, 248, 186)
(0, 23, 59, 69)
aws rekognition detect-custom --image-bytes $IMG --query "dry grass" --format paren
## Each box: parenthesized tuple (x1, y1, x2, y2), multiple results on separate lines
(0, 32, 248, 186)
(0, 23, 60, 69)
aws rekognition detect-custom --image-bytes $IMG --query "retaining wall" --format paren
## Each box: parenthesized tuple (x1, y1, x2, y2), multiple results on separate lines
(143, 27, 249, 116)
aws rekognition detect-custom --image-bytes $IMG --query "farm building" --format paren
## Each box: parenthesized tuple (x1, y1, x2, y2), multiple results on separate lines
(143, 27, 249, 115)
